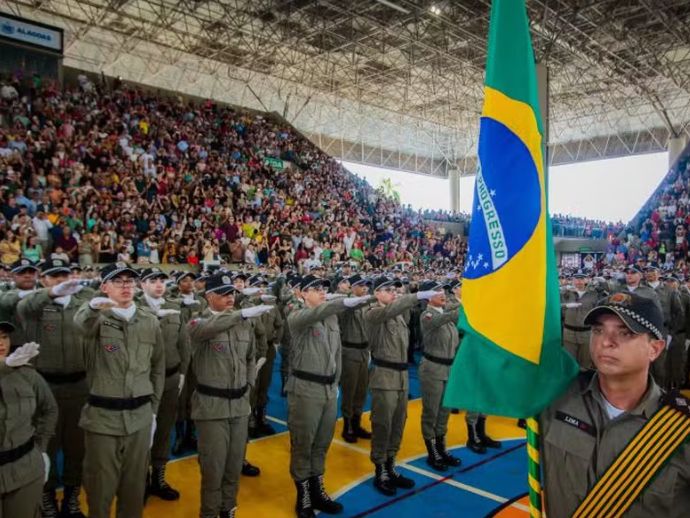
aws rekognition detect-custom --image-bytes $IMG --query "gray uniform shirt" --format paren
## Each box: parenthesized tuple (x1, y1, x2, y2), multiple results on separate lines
(541, 372, 690, 518)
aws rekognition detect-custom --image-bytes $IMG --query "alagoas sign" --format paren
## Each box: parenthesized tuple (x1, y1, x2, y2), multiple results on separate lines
(0, 13, 63, 53)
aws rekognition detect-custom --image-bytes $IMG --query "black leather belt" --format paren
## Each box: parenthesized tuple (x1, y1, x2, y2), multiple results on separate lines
(38, 370, 86, 384)
(343, 342, 368, 350)
(564, 323, 590, 332)
(88, 394, 152, 411)
(423, 352, 454, 366)
(165, 364, 181, 377)
(292, 369, 336, 385)
(0, 438, 34, 466)
(372, 357, 408, 371)
(197, 383, 248, 400)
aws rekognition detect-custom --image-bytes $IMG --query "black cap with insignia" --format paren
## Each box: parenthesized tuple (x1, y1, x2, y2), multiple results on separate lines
(100, 262, 139, 283)
(11, 258, 38, 274)
(40, 258, 71, 276)
(140, 267, 169, 282)
(205, 274, 237, 295)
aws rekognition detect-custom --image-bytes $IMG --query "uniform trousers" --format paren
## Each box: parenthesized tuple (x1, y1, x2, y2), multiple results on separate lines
(0, 474, 42, 518)
(419, 376, 449, 440)
(196, 416, 248, 517)
(287, 393, 337, 481)
(83, 426, 150, 518)
(370, 389, 407, 465)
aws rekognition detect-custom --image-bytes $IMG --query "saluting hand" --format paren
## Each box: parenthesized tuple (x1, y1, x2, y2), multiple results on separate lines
(89, 297, 118, 310)
(242, 287, 262, 296)
(181, 299, 200, 306)
(5, 341, 40, 367)
(50, 279, 84, 297)
(156, 308, 181, 318)
(343, 295, 371, 308)
(416, 290, 440, 301)
(241, 305, 274, 319)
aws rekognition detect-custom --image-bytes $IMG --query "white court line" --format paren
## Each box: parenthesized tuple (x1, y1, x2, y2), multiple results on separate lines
(330, 435, 529, 512)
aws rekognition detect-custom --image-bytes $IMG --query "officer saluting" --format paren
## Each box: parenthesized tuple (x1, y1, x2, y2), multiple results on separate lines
(187, 273, 273, 518)
(16, 258, 90, 517)
(0, 259, 39, 350)
(365, 277, 438, 496)
(137, 267, 190, 501)
(74, 262, 165, 518)
(418, 280, 461, 471)
(338, 274, 373, 443)
(0, 322, 57, 517)
(286, 275, 371, 518)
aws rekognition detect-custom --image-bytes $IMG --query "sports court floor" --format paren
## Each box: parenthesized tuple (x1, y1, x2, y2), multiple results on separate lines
(75, 353, 531, 517)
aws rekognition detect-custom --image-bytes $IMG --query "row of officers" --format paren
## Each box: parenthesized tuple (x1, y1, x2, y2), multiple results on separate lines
(561, 265, 690, 388)
(0, 258, 499, 518)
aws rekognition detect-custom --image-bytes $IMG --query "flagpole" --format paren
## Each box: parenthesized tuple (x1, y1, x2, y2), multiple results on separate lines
(526, 417, 542, 518)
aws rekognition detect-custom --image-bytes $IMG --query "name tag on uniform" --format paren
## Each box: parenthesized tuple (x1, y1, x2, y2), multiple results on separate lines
(44, 307, 59, 313)
(103, 321, 123, 331)
(556, 411, 596, 437)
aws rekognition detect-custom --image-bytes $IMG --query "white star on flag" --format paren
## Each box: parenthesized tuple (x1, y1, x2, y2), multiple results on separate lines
(483, 262, 489, 268)
(490, 189, 497, 197)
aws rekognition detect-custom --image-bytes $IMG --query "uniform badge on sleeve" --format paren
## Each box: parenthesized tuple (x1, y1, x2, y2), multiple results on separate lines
(103, 343, 120, 353)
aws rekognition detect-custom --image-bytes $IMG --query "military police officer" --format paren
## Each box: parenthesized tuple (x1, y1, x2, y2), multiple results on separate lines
(0, 322, 58, 518)
(17, 259, 89, 517)
(74, 263, 165, 518)
(365, 277, 437, 495)
(418, 280, 462, 471)
(187, 273, 273, 518)
(0, 259, 39, 349)
(137, 267, 191, 501)
(561, 271, 601, 369)
(338, 274, 373, 444)
(286, 275, 371, 517)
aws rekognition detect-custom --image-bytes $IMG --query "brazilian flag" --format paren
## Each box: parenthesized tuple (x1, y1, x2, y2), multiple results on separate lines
(443, 0, 579, 418)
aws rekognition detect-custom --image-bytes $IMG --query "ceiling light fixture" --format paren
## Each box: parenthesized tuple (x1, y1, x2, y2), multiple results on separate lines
(374, 0, 411, 15)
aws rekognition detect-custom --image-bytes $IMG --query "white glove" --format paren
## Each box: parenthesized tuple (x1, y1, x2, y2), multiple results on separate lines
(242, 288, 262, 296)
(156, 308, 181, 318)
(178, 374, 185, 395)
(260, 294, 277, 303)
(416, 290, 439, 300)
(50, 279, 84, 297)
(343, 295, 371, 308)
(685, 339, 690, 351)
(326, 293, 346, 300)
(5, 342, 40, 367)
(274, 342, 280, 353)
(89, 297, 117, 310)
(150, 415, 157, 448)
(182, 299, 200, 306)
(563, 302, 582, 309)
(42, 452, 50, 483)
(241, 305, 274, 318)
(255, 357, 267, 376)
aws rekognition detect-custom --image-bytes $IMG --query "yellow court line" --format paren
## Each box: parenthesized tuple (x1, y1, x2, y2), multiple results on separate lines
(75, 401, 528, 517)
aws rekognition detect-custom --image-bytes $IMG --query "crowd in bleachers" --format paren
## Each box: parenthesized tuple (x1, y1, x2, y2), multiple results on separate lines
(0, 72, 468, 272)
(551, 214, 625, 239)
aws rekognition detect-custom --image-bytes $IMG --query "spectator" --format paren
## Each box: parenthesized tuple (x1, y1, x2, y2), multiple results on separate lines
(22, 234, 43, 262)
(0, 230, 22, 265)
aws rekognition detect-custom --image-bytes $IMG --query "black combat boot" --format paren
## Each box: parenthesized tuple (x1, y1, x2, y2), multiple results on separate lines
(341, 418, 357, 443)
(424, 438, 448, 471)
(256, 406, 276, 436)
(309, 475, 343, 514)
(352, 414, 372, 439)
(386, 458, 415, 489)
(42, 489, 59, 518)
(219, 507, 236, 518)
(466, 419, 487, 454)
(477, 417, 502, 449)
(148, 465, 180, 500)
(59, 485, 86, 518)
(373, 464, 396, 496)
(435, 436, 461, 467)
(241, 459, 261, 477)
(294, 479, 315, 518)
